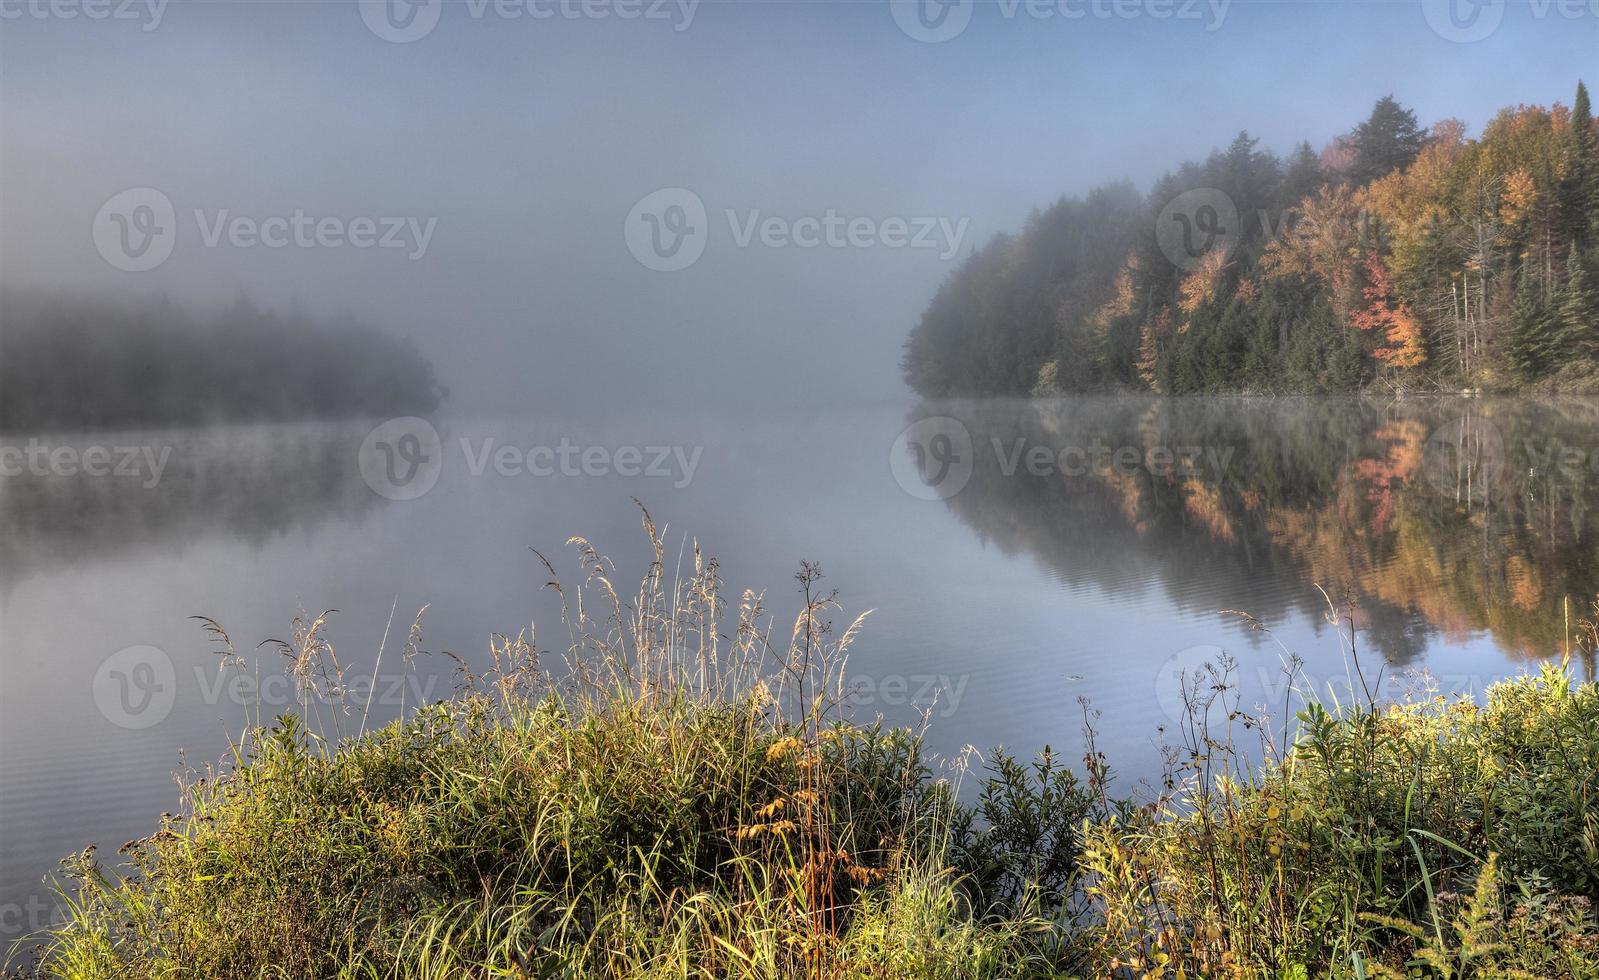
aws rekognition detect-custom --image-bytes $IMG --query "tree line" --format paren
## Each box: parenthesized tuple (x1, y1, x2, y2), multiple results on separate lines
(0, 291, 445, 431)
(903, 83, 1599, 396)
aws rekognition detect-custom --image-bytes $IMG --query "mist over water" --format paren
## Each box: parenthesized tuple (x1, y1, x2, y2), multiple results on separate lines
(5, 396, 1597, 942)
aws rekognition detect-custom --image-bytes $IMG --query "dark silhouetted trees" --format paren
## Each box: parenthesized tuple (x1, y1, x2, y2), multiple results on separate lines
(0, 292, 445, 431)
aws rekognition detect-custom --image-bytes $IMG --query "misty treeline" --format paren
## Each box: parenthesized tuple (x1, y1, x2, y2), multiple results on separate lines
(903, 82, 1599, 396)
(0, 292, 445, 431)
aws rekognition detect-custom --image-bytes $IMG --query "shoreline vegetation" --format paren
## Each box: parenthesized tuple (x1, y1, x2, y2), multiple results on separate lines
(17, 510, 1599, 978)
(903, 82, 1599, 400)
(0, 291, 445, 433)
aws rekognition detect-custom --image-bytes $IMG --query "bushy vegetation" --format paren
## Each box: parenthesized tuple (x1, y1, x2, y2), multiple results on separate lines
(19, 513, 1599, 978)
(904, 83, 1599, 397)
(0, 291, 445, 432)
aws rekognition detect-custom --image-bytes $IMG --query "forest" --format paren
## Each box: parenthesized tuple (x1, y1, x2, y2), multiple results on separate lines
(902, 83, 1599, 396)
(0, 291, 445, 431)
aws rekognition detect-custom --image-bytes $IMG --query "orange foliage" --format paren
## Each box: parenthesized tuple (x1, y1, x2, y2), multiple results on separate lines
(1350, 252, 1427, 369)
(1182, 479, 1234, 543)
(1261, 184, 1361, 316)
(1177, 248, 1232, 323)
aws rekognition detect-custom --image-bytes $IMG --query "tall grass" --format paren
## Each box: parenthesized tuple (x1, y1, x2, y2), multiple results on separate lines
(19, 508, 1599, 978)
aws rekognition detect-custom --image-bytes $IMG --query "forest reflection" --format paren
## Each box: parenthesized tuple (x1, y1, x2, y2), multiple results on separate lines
(922, 396, 1599, 666)
(0, 423, 379, 590)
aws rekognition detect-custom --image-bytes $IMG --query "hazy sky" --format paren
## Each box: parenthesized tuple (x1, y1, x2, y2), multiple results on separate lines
(2, 0, 1594, 412)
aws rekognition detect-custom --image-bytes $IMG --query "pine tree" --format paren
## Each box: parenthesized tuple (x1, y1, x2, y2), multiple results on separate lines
(1347, 96, 1428, 187)
(1508, 259, 1557, 377)
(1280, 141, 1325, 205)
(1558, 243, 1599, 355)
(1565, 81, 1599, 248)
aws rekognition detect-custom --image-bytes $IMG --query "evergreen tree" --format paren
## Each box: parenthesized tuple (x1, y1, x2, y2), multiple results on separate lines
(1347, 96, 1428, 187)
(1564, 81, 1599, 248)
(1280, 141, 1325, 206)
(1558, 243, 1599, 355)
(1509, 259, 1558, 377)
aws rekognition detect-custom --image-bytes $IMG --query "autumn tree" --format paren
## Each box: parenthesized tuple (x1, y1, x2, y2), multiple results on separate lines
(1260, 183, 1362, 317)
(1351, 251, 1427, 370)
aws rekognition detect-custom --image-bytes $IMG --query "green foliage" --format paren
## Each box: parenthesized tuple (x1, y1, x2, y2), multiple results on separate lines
(24, 521, 1599, 978)
(1080, 659, 1599, 977)
(952, 747, 1098, 918)
(1510, 258, 1561, 377)
(1348, 95, 1429, 187)
(1560, 244, 1599, 355)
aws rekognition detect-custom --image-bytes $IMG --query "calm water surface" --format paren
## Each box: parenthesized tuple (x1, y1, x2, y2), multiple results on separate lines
(5, 396, 1598, 944)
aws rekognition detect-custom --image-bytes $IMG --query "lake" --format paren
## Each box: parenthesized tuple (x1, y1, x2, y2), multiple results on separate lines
(4, 395, 1597, 946)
